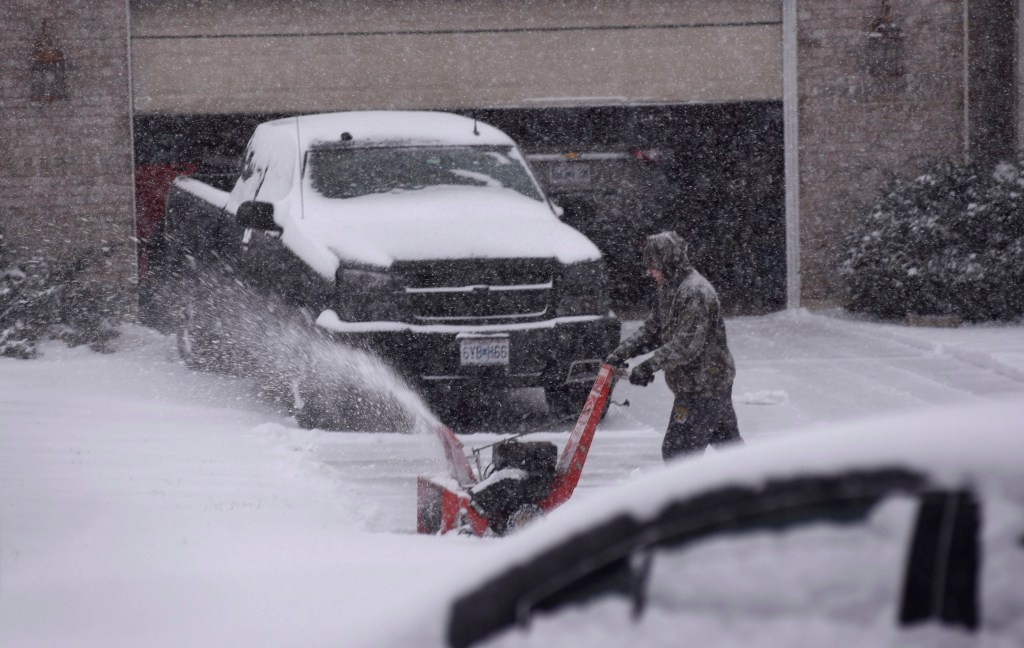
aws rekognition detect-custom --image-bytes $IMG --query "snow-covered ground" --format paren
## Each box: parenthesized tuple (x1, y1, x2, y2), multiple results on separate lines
(2, 309, 1023, 647)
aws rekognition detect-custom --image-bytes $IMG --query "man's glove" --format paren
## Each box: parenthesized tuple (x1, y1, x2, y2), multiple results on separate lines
(629, 361, 656, 386)
(604, 352, 627, 368)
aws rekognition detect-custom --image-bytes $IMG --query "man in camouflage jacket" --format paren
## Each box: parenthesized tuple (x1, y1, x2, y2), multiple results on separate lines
(606, 231, 743, 461)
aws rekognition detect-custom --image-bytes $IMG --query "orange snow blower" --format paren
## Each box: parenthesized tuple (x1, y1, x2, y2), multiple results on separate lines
(416, 363, 621, 536)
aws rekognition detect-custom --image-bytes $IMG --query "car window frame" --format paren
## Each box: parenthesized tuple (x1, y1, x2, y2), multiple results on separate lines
(519, 469, 926, 619)
(448, 468, 929, 648)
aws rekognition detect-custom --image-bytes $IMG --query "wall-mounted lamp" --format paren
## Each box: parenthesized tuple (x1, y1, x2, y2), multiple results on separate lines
(864, 0, 905, 77)
(31, 20, 67, 102)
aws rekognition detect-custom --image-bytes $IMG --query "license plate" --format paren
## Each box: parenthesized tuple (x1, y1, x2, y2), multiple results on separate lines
(460, 337, 510, 366)
(549, 162, 591, 186)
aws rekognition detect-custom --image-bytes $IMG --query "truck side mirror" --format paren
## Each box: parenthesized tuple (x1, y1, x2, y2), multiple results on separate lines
(237, 201, 279, 231)
(549, 200, 564, 218)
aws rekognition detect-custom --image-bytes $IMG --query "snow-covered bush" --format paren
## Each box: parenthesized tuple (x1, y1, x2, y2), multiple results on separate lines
(0, 232, 125, 358)
(841, 159, 1024, 321)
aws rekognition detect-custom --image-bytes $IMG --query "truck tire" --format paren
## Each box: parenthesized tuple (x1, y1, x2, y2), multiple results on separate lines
(293, 378, 412, 432)
(293, 380, 350, 430)
(176, 293, 233, 373)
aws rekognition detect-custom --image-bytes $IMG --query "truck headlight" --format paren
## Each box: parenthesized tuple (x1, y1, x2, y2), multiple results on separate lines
(335, 267, 401, 321)
(556, 260, 610, 317)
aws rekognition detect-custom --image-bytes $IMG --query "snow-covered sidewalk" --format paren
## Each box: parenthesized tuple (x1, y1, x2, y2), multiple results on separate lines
(0, 328, 469, 647)
(1, 310, 1022, 646)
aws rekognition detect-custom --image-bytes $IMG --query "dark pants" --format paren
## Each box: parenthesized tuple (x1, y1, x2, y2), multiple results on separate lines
(662, 391, 743, 462)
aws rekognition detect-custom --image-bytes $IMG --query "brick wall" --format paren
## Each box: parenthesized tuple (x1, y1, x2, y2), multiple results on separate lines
(796, 0, 967, 306)
(0, 0, 135, 299)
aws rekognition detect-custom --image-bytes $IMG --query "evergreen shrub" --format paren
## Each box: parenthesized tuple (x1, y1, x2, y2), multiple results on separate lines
(841, 158, 1024, 321)
(0, 231, 125, 359)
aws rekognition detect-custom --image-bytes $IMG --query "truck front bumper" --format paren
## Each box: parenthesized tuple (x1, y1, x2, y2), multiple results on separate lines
(316, 310, 621, 389)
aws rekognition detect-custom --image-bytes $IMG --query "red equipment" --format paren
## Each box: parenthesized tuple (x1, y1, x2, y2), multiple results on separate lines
(416, 364, 619, 536)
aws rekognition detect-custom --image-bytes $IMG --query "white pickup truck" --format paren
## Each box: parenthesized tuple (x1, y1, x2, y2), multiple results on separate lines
(144, 111, 620, 428)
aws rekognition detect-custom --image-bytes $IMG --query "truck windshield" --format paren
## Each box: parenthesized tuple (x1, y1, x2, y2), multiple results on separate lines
(306, 146, 544, 201)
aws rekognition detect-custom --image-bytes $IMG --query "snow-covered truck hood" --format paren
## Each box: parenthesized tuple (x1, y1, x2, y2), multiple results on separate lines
(290, 186, 602, 273)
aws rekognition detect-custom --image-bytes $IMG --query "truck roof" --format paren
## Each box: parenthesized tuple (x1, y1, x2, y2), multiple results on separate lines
(259, 111, 515, 150)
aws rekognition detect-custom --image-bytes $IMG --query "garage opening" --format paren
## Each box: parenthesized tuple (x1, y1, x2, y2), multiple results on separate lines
(134, 102, 784, 315)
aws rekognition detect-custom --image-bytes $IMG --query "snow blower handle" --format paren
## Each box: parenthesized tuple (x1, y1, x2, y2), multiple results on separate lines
(603, 354, 631, 380)
(537, 363, 618, 510)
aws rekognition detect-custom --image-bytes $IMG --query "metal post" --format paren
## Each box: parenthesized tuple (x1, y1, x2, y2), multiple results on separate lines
(783, 0, 801, 309)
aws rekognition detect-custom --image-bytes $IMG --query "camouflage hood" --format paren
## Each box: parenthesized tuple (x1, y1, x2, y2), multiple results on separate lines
(642, 231, 693, 282)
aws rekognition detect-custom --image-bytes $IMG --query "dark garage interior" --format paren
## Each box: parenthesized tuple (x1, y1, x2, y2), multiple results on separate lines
(134, 102, 784, 315)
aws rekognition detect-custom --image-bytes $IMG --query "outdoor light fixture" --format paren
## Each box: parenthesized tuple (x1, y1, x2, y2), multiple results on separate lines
(31, 20, 67, 102)
(865, 0, 905, 77)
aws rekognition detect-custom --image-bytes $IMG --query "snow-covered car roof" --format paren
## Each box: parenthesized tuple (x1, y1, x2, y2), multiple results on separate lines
(500, 397, 1024, 565)
(258, 111, 516, 150)
(353, 397, 1024, 647)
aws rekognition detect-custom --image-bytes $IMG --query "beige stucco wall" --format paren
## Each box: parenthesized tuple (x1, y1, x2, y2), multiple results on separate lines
(130, 0, 783, 113)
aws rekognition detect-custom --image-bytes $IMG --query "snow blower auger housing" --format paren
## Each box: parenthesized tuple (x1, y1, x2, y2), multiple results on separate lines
(417, 363, 619, 536)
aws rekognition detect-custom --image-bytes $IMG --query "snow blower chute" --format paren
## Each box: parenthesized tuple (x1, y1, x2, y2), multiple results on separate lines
(417, 363, 620, 536)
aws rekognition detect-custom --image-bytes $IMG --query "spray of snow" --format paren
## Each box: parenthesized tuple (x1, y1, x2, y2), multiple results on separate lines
(285, 329, 442, 435)
(176, 267, 440, 434)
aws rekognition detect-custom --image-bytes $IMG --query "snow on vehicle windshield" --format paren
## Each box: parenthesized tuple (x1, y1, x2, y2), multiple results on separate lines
(306, 145, 544, 201)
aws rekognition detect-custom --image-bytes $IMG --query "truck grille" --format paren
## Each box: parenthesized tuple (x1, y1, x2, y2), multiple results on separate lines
(393, 259, 555, 324)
